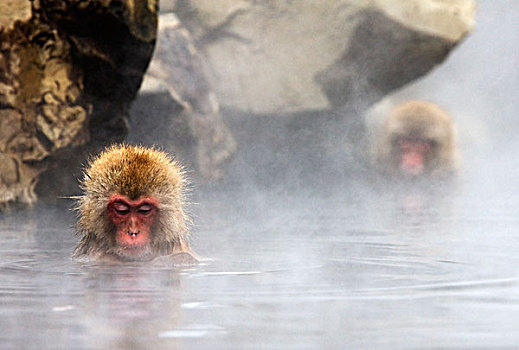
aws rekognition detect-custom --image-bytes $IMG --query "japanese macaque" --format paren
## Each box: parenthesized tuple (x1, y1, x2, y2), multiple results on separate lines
(73, 145, 197, 264)
(376, 100, 459, 178)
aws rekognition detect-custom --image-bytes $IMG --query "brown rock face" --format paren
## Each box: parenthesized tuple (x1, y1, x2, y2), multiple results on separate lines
(0, 0, 157, 207)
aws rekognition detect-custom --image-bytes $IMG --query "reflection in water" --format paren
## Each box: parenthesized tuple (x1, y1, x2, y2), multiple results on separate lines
(80, 266, 185, 349)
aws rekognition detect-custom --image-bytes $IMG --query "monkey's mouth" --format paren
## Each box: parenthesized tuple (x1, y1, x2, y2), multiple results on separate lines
(401, 151, 425, 176)
(114, 232, 152, 260)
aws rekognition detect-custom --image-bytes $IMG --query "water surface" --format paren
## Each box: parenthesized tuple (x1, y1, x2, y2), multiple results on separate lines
(2, 151, 519, 349)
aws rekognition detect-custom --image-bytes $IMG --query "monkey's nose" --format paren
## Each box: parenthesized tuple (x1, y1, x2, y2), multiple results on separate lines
(128, 230, 140, 237)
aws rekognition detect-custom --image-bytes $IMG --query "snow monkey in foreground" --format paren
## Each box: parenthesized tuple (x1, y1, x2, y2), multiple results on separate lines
(73, 145, 197, 264)
(376, 100, 460, 178)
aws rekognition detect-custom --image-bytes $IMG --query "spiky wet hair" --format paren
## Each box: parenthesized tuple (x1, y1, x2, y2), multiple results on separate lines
(73, 144, 189, 258)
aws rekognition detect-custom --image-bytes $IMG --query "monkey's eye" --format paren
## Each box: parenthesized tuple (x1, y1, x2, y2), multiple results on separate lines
(138, 204, 153, 214)
(113, 202, 130, 215)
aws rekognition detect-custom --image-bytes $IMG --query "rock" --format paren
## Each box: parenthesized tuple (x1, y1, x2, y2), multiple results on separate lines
(316, 8, 458, 108)
(172, 0, 475, 114)
(0, 0, 157, 207)
(129, 13, 236, 180)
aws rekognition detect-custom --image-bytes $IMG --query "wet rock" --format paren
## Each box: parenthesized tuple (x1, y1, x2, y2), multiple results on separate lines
(0, 0, 157, 206)
(172, 0, 475, 114)
(129, 13, 236, 180)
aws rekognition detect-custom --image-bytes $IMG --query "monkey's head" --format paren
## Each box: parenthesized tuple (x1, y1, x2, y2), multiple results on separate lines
(378, 100, 457, 178)
(74, 145, 189, 261)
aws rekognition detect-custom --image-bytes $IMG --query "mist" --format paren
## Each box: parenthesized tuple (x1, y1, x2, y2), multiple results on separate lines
(2, 1, 519, 348)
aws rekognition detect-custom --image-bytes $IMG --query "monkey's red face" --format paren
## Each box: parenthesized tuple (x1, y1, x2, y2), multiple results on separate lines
(397, 138, 431, 176)
(107, 194, 158, 260)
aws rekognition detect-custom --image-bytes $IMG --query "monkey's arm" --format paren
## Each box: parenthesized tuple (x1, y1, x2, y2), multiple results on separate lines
(152, 252, 199, 266)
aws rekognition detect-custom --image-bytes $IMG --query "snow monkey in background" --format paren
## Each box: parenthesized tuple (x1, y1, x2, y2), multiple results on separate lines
(73, 144, 198, 264)
(376, 100, 460, 178)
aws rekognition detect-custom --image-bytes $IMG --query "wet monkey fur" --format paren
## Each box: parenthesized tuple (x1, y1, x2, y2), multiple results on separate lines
(376, 100, 460, 178)
(73, 145, 197, 264)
